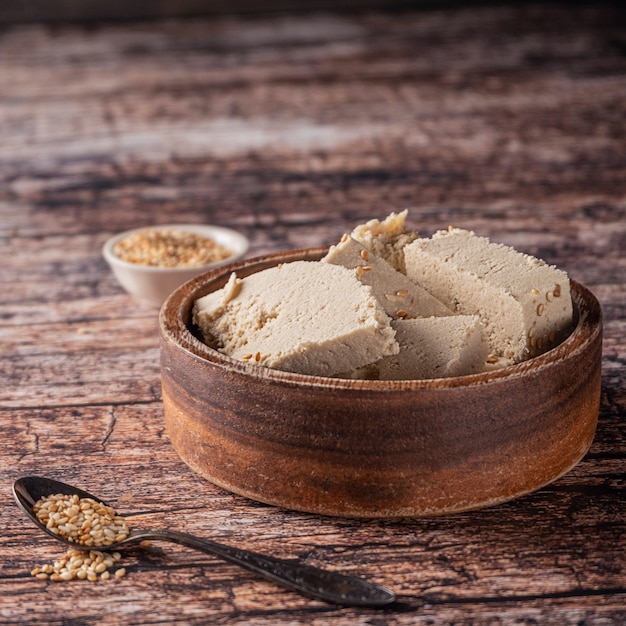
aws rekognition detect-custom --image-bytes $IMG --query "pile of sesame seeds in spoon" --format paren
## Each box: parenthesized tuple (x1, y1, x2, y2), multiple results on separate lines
(33, 492, 130, 547)
(29, 492, 132, 582)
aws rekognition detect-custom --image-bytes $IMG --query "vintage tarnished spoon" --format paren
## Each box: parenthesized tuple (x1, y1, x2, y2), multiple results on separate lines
(13, 476, 395, 608)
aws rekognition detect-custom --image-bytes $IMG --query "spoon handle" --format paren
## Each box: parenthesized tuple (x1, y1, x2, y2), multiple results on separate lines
(134, 529, 395, 607)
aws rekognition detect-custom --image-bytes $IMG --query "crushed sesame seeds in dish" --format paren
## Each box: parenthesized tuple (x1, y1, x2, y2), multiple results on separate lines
(102, 224, 249, 306)
(113, 229, 232, 268)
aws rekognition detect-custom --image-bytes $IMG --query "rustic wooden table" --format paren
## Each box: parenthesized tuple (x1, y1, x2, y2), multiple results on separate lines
(1, 3, 625, 624)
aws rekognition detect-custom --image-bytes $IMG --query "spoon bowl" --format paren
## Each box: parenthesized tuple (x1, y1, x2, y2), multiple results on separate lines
(13, 476, 154, 550)
(13, 476, 395, 608)
(14, 476, 109, 545)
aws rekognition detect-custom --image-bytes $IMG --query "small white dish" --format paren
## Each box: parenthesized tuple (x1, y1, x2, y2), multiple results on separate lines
(103, 224, 249, 307)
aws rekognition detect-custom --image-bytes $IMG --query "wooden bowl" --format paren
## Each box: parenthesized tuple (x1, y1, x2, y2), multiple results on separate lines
(159, 248, 602, 518)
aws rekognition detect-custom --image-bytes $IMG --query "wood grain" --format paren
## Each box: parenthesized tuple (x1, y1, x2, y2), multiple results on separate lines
(1, 3, 625, 624)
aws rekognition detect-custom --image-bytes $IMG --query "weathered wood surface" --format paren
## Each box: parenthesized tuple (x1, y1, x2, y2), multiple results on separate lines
(1, 3, 625, 624)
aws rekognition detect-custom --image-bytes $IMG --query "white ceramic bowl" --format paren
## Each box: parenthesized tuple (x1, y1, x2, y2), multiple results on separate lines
(103, 224, 249, 306)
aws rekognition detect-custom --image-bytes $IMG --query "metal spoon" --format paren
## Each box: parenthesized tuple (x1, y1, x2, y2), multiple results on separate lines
(13, 476, 395, 608)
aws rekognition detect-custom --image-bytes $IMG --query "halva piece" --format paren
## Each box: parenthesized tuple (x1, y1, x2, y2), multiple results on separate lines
(322, 236, 453, 320)
(403, 228, 573, 362)
(351, 210, 418, 273)
(193, 261, 399, 377)
(337, 315, 488, 380)
(376, 316, 489, 380)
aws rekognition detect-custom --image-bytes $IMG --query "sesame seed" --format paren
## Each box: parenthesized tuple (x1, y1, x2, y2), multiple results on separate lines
(531, 288, 540, 295)
(537, 303, 545, 316)
(396, 310, 408, 318)
(396, 290, 408, 297)
(340, 233, 349, 243)
(553, 284, 561, 298)
(360, 249, 369, 261)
